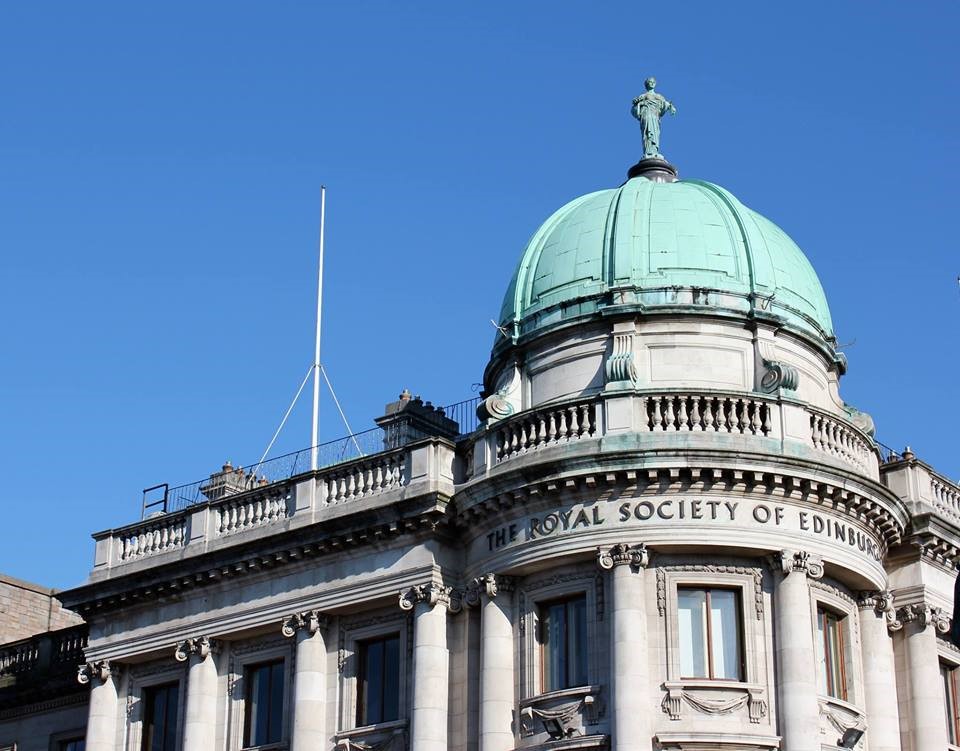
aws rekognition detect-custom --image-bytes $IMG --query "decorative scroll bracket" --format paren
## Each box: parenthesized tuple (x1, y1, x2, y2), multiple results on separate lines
(398, 581, 462, 614)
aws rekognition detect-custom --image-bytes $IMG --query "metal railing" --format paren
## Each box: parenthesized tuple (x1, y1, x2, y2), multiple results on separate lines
(144, 396, 480, 516)
(875, 439, 904, 464)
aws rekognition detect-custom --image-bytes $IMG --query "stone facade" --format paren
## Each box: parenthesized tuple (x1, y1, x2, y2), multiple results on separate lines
(0, 573, 82, 643)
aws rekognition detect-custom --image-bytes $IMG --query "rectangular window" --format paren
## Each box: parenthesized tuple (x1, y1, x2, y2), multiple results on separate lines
(815, 607, 847, 700)
(538, 594, 588, 692)
(141, 682, 178, 751)
(677, 587, 743, 680)
(243, 659, 285, 747)
(60, 742, 85, 751)
(943, 662, 960, 744)
(357, 633, 400, 726)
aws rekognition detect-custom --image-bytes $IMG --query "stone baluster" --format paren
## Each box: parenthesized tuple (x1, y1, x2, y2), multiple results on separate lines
(856, 591, 902, 751)
(896, 602, 951, 750)
(466, 574, 516, 751)
(282, 610, 329, 751)
(175, 636, 221, 751)
(78, 660, 119, 750)
(774, 550, 823, 751)
(598, 543, 652, 751)
(399, 582, 460, 751)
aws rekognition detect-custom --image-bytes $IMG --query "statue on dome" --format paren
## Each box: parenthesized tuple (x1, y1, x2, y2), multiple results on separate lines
(632, 77, 677, 160)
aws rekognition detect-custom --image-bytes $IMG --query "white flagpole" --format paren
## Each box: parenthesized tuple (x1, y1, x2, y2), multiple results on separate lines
(311, 186, 326, 471)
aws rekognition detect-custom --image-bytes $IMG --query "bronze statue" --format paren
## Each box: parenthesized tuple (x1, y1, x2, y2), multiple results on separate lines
(632, 77, 676, 160)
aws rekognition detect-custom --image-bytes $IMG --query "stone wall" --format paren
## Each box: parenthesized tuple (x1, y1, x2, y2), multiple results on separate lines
(0, 574, 83, 643)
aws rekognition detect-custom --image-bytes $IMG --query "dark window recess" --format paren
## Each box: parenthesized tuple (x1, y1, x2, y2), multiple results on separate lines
(357, 633, 401, 726)
(60, 741, 86, 751)
(243, 659, 285, 747)
(142, 681, 179, 751)
(538, 594, 588, 692)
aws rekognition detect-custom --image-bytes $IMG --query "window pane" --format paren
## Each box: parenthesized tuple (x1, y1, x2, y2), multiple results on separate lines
(678, 589, 707, 678)
(245, 660, 283, 746)
(382, 634, 400, 722)
(709, 590, 741, 680)
(567, 597, 587, 687)
(539, 596, 586, 692)
(359, 634, 401, 726)
(269, 661, 284, 741)
(815, 611, 828, 695)
(817, 609, 846, 700)
(541, 601, 564, 692)
(142, 683, 178, 751)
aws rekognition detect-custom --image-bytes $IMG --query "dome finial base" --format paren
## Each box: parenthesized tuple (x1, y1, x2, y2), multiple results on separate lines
(627, 157, 679, 183)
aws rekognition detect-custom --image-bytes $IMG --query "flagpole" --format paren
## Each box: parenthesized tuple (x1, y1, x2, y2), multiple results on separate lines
(311, 186, 326, 471)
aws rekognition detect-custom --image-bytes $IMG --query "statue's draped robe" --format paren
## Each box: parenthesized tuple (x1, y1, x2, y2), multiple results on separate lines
(633, 93, 671, 158)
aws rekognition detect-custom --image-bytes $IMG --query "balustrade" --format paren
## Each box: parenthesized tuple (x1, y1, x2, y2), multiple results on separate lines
(119, 516, 187, 561)
(323, 451, 406, 504)
(931, 474, 960, 523)
(216, 491, 289, 536)
(495, 401, 597, 463)
(643, 393, 772, 435)
(809, 411, 872, 473)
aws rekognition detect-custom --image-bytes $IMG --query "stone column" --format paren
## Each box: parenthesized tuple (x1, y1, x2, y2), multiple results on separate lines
(282, 610, 329, 751)
(175, 636, 220, 751)
(78, 660, 119, 750)
(598, 543, 651, 751)
(897, 603, 950, 750)
(400, 582, 459, 751)
(856, 591, 902, 751)
(466, 573, 516, 751)
(774, 550, 823, 751)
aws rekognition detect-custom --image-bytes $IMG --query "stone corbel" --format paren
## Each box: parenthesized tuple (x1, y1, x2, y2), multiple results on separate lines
(281, 609, 328, 638)
(77, 659, 113, 685)
(519, 690, 599, 739)
(604, 328, 639, 387)
(895, 603, 951, 634)
(747, 688, 768, 724)
(478, 360, 521, 422)
(778, 549, 824, 580)
(463, 573, 515, 607)
(820, 700, 866, 748)
(755, 340, 799, 394)
(174, 635, 220, 662)
(661, 683, 684, 721)
(597, 543, 649, 571)
(398, 581, 462, 613)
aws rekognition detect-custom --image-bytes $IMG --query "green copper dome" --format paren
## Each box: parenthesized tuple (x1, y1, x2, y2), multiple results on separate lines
(497, 175, 835, 351)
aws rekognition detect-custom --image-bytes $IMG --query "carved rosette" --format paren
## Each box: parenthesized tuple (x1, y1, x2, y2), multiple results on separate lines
(77, 659, 113, 685)
(895, 603, 951, 634)
(597, 543, 649, 571)
(464, 573, 515, 607)
(281, 610, 328, 638)
(174, 636, 220, 663)
(398, 582, 461, 613)
(779, 550, 824, 580)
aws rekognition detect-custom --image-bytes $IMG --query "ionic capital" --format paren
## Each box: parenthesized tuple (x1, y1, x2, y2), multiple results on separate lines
(281, 610, 328, 638)
(464, 573, 515, 607)
(77, 659, 114, 685)
(857, 590, 902, 632)
(174, 636, 220, 662)
(597, 543, 649, 571)
(399, 581, 461, 614)
(778, 549, 824, 580)
(895, 603, 951, 634)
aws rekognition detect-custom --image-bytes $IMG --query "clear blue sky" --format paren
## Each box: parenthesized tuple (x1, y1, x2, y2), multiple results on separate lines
(2, 3, 957, 589)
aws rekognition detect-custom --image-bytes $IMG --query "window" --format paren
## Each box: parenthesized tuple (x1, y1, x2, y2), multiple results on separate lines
(943, 662, 960, 744)
(815, 607, 847, 700)
(677, 587, 743, 680)
(538, 594, 588, 692)
(141, 682, 178, 751)
(357, 633, 400, 726)
(59, 742, 84, 751)
(243, 659, 285, 747)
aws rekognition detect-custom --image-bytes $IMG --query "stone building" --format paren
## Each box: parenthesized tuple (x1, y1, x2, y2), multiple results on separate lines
(13, 143, 960, 751)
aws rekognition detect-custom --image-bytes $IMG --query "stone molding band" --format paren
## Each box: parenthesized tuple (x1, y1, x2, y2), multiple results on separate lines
(174, 636, 220, 662)
(77, 659, 114, 685)
(398, 581, 462, 613)
(778, 549, 824, 579)
(281, 609, 328, 638)
(597, 542, 649, 570)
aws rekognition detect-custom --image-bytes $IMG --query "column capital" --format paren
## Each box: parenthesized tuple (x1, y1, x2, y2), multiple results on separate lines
(895, 602, 951, 634)
(174, 636, 221, 662)
(778, 549, 824, 580)
(399, 581, 461, 613)
(857, 590, 903, 632)
(281, 610, 328, 638)
(597, 542, 649, 571)
(77, 659, 115, 685)
(464, 573, 515, 607)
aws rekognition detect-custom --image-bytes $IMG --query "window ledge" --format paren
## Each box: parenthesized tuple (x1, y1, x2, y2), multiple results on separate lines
(666, 679, 763, 691)
(661, 680, 768, 723)
(520, 684, 602, 708)
(335, 719, 408, 749)
(519, 685, 602, 741)
(241, 744, 287, 751)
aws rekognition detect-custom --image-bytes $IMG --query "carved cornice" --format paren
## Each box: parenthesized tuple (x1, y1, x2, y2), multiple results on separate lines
(77, 659, 113, 685)
(173, 636, 220, 662)
(398, 582, 461, 613)
(281, 610, 328, 638)
(896, 603, 951, 634)
(778, 550, 824, 580)
(597, 543, 649, 571)
(464, 573, 515, 607)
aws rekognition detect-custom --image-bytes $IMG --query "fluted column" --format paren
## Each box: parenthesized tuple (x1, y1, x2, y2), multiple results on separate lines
(856, 591, 902, 751)
(466, 574, 516, 751)
(897, 603, 950, 750)
(400, 582, 459, 751)
(175, 636, 220, 751)
(282, 610, 329, 751)
(598, 543, 651, 751)
(774, 550, 823, 751)
(78, 660, 119, 750)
